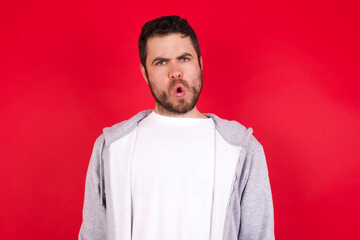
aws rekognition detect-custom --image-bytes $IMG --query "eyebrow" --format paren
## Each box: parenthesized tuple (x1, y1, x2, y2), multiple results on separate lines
(151, 52, 194, 65)
(177, 52, 193, 60)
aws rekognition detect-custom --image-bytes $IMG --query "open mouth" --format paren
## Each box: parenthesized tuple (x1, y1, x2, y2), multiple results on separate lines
(173, 83, 186, 97)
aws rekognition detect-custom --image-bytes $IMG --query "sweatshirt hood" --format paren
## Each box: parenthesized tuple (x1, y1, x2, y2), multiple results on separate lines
(103, 110, 253, 147)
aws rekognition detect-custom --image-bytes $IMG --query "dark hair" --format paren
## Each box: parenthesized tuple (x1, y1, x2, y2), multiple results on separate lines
(138, 15, 201, 69)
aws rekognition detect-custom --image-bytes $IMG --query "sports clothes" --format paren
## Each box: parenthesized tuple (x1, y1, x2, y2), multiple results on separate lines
(79, 110, 275, 240)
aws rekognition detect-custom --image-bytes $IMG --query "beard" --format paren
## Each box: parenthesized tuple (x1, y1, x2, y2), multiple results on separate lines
(147, 72, 203, 116)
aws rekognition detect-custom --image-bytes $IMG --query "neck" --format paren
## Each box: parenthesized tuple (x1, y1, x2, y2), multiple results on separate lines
(154, 105, 207, 119)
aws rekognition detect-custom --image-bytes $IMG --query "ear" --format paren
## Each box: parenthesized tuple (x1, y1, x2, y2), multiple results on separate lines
(140, 64, 149, 85)
(199, 56, 203, 70)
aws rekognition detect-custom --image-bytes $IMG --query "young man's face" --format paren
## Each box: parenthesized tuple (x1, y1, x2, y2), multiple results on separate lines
(141, 33, 203, 116)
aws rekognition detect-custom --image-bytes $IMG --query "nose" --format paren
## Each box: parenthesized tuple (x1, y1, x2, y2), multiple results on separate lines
(169, 63, 183, 79)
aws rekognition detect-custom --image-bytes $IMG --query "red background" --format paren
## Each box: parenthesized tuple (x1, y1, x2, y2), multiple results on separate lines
(1, 0, 359, 239)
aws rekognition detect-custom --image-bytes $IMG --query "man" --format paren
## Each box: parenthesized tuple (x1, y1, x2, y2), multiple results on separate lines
(79, 15, 274, 240)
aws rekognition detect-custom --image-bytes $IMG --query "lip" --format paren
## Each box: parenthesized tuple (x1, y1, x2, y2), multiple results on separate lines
(173, 83, 186, 98)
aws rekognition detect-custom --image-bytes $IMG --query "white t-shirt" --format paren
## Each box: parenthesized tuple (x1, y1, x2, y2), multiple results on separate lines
(131, 111, 215, 240)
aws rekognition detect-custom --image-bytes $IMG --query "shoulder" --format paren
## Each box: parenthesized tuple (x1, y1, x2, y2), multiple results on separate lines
(248, 135, 264, 154)
(206, 113, 259, 148)
(101, 110, 152, 146)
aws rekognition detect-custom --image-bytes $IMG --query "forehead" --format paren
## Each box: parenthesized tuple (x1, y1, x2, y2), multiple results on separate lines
(146, 33, 196, 58)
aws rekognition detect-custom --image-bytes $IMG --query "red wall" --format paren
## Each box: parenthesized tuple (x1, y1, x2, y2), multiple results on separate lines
(1, 0, 359, 239)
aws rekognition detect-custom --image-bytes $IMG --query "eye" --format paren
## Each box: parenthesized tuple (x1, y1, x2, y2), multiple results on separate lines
(181, 57, 190, 62)
(156, 60, 166, 66)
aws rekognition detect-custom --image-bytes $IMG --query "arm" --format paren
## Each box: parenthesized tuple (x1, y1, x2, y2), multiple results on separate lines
(79, 135, 107, 240)
(239, 140, 275, 240)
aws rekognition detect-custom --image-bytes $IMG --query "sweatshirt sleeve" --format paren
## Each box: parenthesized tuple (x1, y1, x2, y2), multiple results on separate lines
(238, 139, 275, 240)
(79, 134, 107, 240)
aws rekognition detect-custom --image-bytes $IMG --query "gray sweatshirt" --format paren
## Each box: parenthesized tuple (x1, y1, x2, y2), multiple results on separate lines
(79, 110, 275, 240)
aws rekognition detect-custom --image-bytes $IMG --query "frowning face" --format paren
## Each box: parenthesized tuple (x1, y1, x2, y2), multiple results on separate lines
(141, 33, 203, 116)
